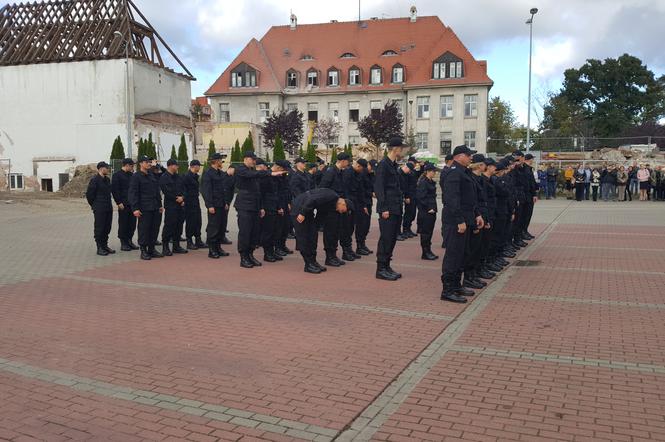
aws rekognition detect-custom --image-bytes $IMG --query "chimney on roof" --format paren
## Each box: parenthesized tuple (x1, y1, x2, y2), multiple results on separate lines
(410, 6, 417, 22)
(290, 13, 297, 30)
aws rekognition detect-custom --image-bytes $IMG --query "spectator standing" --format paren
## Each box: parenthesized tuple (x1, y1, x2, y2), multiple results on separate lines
(637, 164, 650, 201)
(591, 168, 601, 201)
(584, 166, 592, 200)
(616, 166, 628, 202)
(573, 166, 586, 201)
(545, 163, 558, 199)
(564, 165, 574, 199)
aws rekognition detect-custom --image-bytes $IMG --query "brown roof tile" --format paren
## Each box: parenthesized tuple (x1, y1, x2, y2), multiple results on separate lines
(205, 16, 492, 96)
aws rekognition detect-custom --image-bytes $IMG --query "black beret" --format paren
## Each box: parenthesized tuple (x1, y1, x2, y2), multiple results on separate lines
(96, 161, 110, 169)
(190, 159, 201, 166)
(444, 154, 454, 162)
(484, 158, 497, 167)
(525, 153, 534, 160)
(294, 157, 306, 164)
(138, 155, 151, 163)
(471, 153, 486, 164)
(356, 158, 368, 168)
(495, 159, 509, 171)
(166, 158, 178, 166)
(337, 152, 351, 161)
(513, 150, 525, 157)
(122, 158, 135, 165)
(423, 163, 438, 172)
(452, 145, 476, 156)
(243, 151, 257, 159)
(210, 153, 223, 161)
(275, 159, 291, 169)
(387, 136, 404, 148)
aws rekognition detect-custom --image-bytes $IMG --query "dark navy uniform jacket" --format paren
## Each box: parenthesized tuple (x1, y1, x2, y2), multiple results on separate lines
(128, 170, 162, 212)
(442, 161, 478, 226)
(159, 172, 184, 210)
(181, 171, 201, 210)
(234, 165, 271, 212)
(111, 170, 132, 207)
(292, 188, 339, 217)
(200, 167, 226, 209)
(290, 170, 310, 198)
(374, 157, 403, 215)
(86, 174, 113, 212)
(416, 177, 437, 213)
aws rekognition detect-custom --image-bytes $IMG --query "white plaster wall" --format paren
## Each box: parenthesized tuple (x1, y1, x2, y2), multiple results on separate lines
(132, 60, 191, 117)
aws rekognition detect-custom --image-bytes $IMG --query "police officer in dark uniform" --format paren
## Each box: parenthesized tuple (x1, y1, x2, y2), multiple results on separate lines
(522, 153, 538, 239)
(201, 153, 230, 259)
(481, 158, 503, 273)
(319, 152, 353, 265)
(400, 160, 418, 239)
(374, 137, 405, 281)
(463, 154, 491, 289)
(440, 145, 481, 303)
(235, 152, 285, 268)
(257, 159, 281, 262)
(510, 150, 529, 248)
(416, 163, 439, 260)
(290, 157, 310, 198)
(159, 159, 188, 256)
(111, 158, 138, 251)
(220, 163, 235, 246)
(489, 159, 514, 265)
(354, 158, 373, 256)
(292, 188, 349, 274)
(307, 163, 318, 189)
(86, 161, 115, 256)
(439, 154, 454, 248)
(181, 159, 206, 250)
(274, 159, 294, 256)
(128, 156, 163, 260)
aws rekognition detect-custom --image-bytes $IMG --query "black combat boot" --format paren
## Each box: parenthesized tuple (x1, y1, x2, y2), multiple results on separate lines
(274, 248, 287, 257)
(386, 265, 402, 279)
(162, 241, 173, 257)
(304, 260, 322, 274)
(195, 237, 207, 248)
(217, 244, 230, 257)
(341, 249, 356, 262)
(248, 252, 262, 267)
(103, 244, 116, 254)
(96, 243, 109, 256)
(376, 264, 398, 281)
(187, 238, 197, 250)
(208, 242, 220, 259)
(325, 253, 344, 267)
(240, 254, 254, 268)
(477, 269, 496, 280)
(140, 246, 151, 260)
(120, 240, 132, 252)
(172, 241, 188, 254)
(312, 259, 327, 272)
(264, 247, 277, 262)
(128, 241, 140, 250)
(150, 246, 164, 258)
(356, 244, 370, 256)
(221, 236, 232, 245)
(421, 248, 439, 260)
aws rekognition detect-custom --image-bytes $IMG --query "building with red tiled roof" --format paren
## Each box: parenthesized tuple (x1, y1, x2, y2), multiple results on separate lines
(205, 7, 492, 156)
(191, 96, 212, 122)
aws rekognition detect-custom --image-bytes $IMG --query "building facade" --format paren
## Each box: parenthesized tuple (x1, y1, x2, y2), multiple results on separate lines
(205, 9, 493, 158)
(0, 0, 194, 192)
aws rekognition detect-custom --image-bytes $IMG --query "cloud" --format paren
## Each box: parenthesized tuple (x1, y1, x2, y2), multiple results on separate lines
(532, 37, 574, 78)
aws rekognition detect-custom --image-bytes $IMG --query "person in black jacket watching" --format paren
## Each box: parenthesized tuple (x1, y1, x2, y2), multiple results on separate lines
(159, 159, 188, 257)
(111, 158, 138, 251)
(128, 156, 164, 260)
(374, 137, 405, 281)
(319, 152, 353, 265)
(292, 188, 348, 274)
(235, 152, 286, 268)
(181, 159, 206, 250)
(416, 163, 439, 260)
(440, 145, 482, 303)
(200, 153, 230, 259)
(86, 161, 115, 256)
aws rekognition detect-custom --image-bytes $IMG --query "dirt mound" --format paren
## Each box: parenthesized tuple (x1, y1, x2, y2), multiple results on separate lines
(58, 164, 97, 198)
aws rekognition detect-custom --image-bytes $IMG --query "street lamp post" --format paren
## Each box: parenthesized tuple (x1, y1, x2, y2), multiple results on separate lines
(525, 7, 538, 153)
(114, 31, 132, 159)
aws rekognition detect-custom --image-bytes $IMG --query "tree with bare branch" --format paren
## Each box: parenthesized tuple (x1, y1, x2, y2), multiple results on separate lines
(313, 117, 342, 162)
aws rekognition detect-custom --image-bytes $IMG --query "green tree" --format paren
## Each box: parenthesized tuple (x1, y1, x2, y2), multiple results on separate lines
(170, 145, 177, 160)
(231, 139, 241, 162)
(487, 96, 519, 154)
(298, 146, 305, 158)
(305, 142, 317, 163)
(273, 134, 286, 161)
(177, 134, 189, 174)
(241, 131, 254, 153)
(265, 150, 271, 163)
(330, 147, 338, 164)
(110, 136, 125, 162)
(144, 133, 157, 159)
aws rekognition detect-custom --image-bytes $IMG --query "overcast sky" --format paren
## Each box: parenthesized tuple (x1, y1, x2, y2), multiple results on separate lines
(140, 0, 665, 125)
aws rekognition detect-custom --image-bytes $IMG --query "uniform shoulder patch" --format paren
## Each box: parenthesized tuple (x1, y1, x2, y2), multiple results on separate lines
(451, 166, 456, 169)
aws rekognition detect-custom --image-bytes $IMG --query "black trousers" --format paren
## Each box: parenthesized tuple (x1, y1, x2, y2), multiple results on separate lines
(417, 211, 436, 250)
(376, 213, 401, 265)
(513, 199, 526, 240)
(237, 210, 260, 254)
(206, 207, 226, 245)
(137, 210, 161, 248)
(339, 212, 354, 250)
(523, 199, 535, 232)
(260, 213, 277, 252)
(575, 183, 585, 201)
(162, 206, 185, 243)
(480, 226, 493, 262)
(93, 210, 112, 245)
(402, 200, 416, 231)
(185, 207, 202, 239)
(441, 223, 468, 288)
(354, 207, 371, 245)
(592, 186, 599, 201)
(464, 229, 483, 276)
(117, 207, 136, 242)
(323, 211, 340, 255)
(275, 212, 288, 249)
(293, 214, 318, 263)
(490, 215, 508, 256)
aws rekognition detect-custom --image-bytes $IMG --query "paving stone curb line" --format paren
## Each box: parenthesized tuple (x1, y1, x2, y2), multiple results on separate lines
(499, 292, 665, 310)
(64, 275, 454, 322)
(449, 346, 665, 374)
(0, 357, 337, 441)
(335, 203, 573, 441)
(513, 265, 665, 276)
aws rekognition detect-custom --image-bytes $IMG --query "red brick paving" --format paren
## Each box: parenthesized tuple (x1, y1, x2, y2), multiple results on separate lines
(373, 353, 665, 442)
(527, 245, 665, 273)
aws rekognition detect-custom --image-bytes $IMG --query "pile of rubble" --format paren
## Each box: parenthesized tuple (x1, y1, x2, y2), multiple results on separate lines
(58, 164, 96, 198)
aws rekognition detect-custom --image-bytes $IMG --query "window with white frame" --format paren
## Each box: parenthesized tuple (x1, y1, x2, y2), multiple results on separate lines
(286, 70, 298, 88)
(307, 69, 318, 87)
(440, 132, 452, 156)
(327, 69, 339, 86)
(9, 173, 24, 190)
(307, 102, 318, 122)
(464, 131, 476, 149)
(348, 135, 360, 146)
(370, 100, 382, 117)
(391, 64, 404, 83)
(230, 63, 257, 88)
(348, 101, 360, 122)
(286, 103, 298, 112)
(432, 52, 464, 79)
(259, 102, 269, 122)
(328, 102, 339, 121)
(416, 133, 428, 150)
(370, 65, 382, 84)
(219, 103, 230, 122)
(416, 96, 430, 119)
(440, 95, 454, 118)
(464, 94, 478, 117)
(349, 67, 360, 85)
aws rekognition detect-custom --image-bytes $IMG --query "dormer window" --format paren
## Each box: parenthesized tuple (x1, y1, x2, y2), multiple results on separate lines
(340, 52, 356, 58)
(391, 64, 404, 83)
(370, 65, 382, 85)
(433, 52, 464, 79)
(307, 68, 319, 87)
(327, 68, 340, 86)
(230, 63, 257, 88)
(301, 54, 314, 61)
(286, 69, 298, 88)
(348, 66, 361, 85)
(382, 50, 398, 56)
